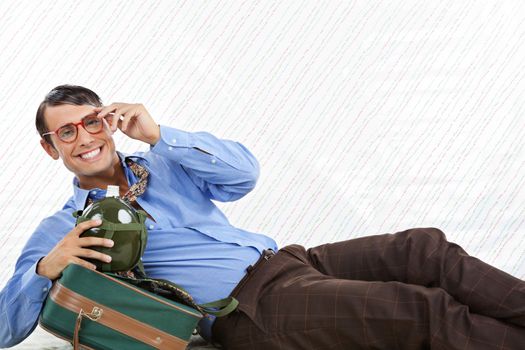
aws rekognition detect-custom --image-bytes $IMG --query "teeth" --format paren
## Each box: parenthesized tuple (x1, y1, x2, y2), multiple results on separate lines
(80, 148, 101, 160)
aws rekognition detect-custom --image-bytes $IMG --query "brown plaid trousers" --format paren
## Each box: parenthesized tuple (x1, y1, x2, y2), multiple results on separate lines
(212, 227, 525, 349)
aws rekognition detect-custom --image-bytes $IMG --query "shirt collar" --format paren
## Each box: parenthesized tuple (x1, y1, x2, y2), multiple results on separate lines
(72, 151, 147, 210)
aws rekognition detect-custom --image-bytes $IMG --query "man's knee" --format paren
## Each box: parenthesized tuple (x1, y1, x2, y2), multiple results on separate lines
(404, 227, 448, 251)
(421, 227, 447, 242)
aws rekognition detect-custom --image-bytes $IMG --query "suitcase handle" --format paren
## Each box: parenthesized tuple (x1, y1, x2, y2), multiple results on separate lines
(73, 307, 103, 350)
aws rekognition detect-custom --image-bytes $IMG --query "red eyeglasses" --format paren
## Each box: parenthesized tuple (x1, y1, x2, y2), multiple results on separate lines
(42, 113, 111, 143)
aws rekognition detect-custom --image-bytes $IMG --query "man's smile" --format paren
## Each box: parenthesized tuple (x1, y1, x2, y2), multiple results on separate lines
(77, 145, 103, 161)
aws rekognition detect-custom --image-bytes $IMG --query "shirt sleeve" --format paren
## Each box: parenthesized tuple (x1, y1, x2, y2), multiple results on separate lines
(150, 125, 261, 202)
(0, 235, 53, 347)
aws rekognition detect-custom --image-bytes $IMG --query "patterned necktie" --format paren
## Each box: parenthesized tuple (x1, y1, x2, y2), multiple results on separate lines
(122, 159, 149, 203)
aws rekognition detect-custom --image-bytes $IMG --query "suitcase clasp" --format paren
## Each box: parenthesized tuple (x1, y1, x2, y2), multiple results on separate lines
(80, 306, 103, 321)
(74, 307, 103, 350)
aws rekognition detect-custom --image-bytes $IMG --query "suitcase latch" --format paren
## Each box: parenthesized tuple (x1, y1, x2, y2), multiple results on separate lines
(74, 307, 104, 350)
(80, 306, 103, 321)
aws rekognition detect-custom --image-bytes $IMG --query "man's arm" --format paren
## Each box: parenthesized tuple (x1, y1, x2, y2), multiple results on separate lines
(0, 252, 52, 347)
(95, 103, 260, 202)
(150, 126, 260, 202)
(0, 218, 112, 347)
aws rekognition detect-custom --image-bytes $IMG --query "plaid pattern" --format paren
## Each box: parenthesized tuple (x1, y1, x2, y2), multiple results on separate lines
(213, 228, 525, 349)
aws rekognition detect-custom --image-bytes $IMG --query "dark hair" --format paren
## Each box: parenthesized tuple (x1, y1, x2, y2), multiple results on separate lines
(36, 85, 103, 146)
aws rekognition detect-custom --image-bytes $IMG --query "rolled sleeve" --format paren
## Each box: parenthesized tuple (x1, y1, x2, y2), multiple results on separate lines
(20, 260, 52, 303)
(148, 125, 260, 201)
(150, 126, 192, 163)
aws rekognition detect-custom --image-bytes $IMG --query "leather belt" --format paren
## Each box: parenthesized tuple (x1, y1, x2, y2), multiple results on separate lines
(263, 249, 275, 260)
(246, 249, 275, 273)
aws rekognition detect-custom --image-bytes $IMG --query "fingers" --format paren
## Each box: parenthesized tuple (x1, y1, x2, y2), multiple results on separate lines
(94, 105, 117, 131)
(71, 219, 103, 237)
(78, 236, 114, 248)
(93, 103, 158, 144)
(106, 112, 121, 133)
(94, 104, 119, 118)
(72, 219, 114, 248)
(38, 221, 115, 279)
(76, 247, 112, 264)
(94, 105, 120, 132)
(113, 105, 136, 133)
(95, 103, 136, 132)
(120, 112, 136, 133)
(100, 112, 120, 133)
(75, 219, 114, 247)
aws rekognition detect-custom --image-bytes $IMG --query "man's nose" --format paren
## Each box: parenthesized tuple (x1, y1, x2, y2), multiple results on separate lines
(76, 125, 96, 145)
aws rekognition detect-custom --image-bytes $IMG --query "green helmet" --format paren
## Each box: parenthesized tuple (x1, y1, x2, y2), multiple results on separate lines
(73, 193, 148, 272)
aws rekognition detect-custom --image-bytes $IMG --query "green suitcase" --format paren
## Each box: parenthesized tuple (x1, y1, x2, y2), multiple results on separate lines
(39, 264, 236, 350)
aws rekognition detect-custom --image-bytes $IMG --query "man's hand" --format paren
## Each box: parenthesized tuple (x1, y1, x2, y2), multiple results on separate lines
(36, 219, 114, 280)
(94, 103, 161, 146)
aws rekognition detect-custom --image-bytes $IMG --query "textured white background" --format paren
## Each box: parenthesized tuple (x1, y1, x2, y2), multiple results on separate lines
(1, 1, 524, 348)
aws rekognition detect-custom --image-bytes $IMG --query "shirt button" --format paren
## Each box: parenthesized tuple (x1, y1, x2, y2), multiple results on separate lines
(91, 191, 97, 195)
(168, 146, 173, 151)
(172, 138, 177, 144)
(149, 225, 154, 230)
(42, 287, 48, 292)
(211, 159, 216, 164)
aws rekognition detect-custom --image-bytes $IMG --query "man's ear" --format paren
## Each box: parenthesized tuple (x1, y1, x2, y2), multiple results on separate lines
(40, 139, 59, 160)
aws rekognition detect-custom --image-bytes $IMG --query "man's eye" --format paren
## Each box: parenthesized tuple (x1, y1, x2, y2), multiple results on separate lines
(58, 127, 75, 139)
(85, 118, 101, 127)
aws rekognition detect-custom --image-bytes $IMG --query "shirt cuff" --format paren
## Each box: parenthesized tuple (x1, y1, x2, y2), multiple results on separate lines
(20, 260, 52, 303)
(150, 125, 192, 163)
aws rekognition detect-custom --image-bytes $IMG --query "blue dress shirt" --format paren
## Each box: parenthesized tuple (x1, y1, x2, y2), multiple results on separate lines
(0, 126, 277, 347)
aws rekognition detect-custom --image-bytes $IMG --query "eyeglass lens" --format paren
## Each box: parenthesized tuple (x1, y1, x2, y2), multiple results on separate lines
(57, 114, 103, 142)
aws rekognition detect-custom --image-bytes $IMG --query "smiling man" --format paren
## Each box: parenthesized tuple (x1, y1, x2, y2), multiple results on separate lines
(0, 85, 524, 349)
(1, 84, 274, 347)
(39, 102, 158, 197)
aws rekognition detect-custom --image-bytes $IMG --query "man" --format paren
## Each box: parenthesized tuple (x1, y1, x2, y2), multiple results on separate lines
(0, 85, 524, 349)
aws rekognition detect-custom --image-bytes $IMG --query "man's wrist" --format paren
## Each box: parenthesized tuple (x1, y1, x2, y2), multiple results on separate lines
(147, 125, 161, 146)
(36, 257, 46, 277)
(21, 259, 53, 302)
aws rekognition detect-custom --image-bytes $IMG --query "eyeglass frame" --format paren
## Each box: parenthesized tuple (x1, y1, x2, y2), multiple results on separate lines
(41, 112, 113, 143)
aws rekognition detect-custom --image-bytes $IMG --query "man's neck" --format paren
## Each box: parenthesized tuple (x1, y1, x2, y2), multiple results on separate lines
(77, 157, 130, 194)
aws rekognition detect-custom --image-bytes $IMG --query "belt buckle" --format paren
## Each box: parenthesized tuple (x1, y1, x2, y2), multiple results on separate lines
(263, 249, 275, 260)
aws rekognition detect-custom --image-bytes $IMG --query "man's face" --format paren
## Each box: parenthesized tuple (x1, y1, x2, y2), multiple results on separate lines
(41, 104, 119, 182)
